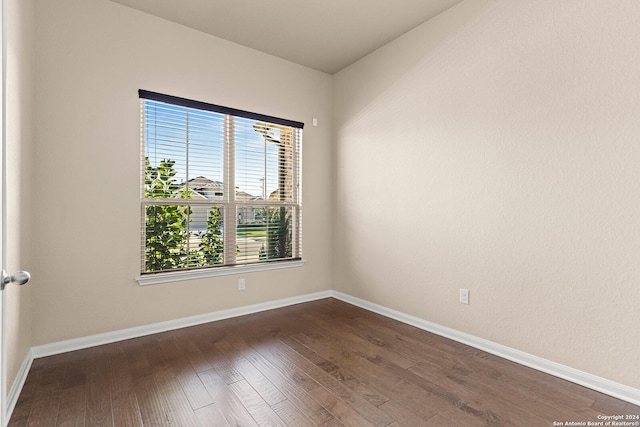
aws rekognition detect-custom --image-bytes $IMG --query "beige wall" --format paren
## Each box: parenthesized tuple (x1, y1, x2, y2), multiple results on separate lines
(30, 0, 333, 345)
(333, 0, 640, 389)
(5, 0, 35, 395)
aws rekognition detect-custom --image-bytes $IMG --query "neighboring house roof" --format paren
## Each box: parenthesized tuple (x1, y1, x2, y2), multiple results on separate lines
(178, 176, 223, 190)
(189, 190, 207, 200)
(177, 176, 258, 200)
(236, 191, 254, 201)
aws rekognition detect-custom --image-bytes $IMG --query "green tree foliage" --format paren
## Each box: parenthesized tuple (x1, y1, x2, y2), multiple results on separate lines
(144, 157, 225, 271)
(198, 207, 224, 266)
(266, 207, 292, 259)
(144, 158, 189, 272)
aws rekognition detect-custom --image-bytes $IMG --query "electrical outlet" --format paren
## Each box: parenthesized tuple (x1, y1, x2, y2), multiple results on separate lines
(459, 289, 469, 304)
(238, 278, 246, 291)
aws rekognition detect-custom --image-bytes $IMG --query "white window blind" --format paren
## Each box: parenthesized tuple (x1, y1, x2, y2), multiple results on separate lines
(140, 90, 302, 274)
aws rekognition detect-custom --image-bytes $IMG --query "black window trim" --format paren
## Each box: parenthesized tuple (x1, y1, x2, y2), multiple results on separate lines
(139, 89, 304, 130)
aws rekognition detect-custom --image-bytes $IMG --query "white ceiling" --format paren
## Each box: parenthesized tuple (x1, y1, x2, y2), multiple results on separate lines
(110, 0, 464, 74)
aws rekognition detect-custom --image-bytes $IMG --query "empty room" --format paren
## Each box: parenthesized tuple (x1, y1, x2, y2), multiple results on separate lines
(1, 0, 639, 425)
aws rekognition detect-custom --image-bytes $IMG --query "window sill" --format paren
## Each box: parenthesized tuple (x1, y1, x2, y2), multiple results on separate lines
(136, 259, 306, 286)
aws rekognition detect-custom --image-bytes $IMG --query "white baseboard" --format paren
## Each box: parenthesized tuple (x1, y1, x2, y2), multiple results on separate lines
(5, 348, 33, 426)
(31, 290, 331, 358)
(330, 290, 640, 407)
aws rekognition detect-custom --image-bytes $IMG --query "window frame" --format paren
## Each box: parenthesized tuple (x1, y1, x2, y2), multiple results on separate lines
(136, 90, 304, 284)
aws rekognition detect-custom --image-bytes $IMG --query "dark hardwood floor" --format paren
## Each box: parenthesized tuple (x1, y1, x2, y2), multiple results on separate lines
(9, 298, 639, 426)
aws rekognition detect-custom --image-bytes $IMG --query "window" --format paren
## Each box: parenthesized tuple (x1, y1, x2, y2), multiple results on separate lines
(140, 90, 303, 276)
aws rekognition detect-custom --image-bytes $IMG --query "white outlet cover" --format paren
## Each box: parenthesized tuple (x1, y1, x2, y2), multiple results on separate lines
(459, 289, 469, 304)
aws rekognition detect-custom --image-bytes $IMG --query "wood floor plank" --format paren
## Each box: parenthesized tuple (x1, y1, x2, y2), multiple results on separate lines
(155, 331, 215, 410)
(8, 298, 638, 427)
(61, 353, 87, 391)
(8, 363, 45, 426)
(369, 346, 523, 425)
(24, 360, 66, 426)
(466, 350, 595, 410)
(194, 403, 230, 426)
(290, 330, 442, 421)
(462, 361, 606, 422)
(221, 351, 287, 406)
(295, 310, 418, 370)
(351, 314, 484, 373)
(282, 335, 390, 408)
(25, 384, 63, 426)
(196, 332, 245, 385)
(378, 399, 432, 426)
(153, 365, 202, 426)
(228, 379, 286, 426)
(407, 360, 550, 426)
(270, 398, 317, 427)
(235, 343, 338, 425)
(108, 345, 143, 427)
(53, 385, 86, 427)
(219, 325, 350, 427)
(198, 368, 259, 426)
(170, 328, 214, 374)
(625, 403, 640, 414)
(126, 341, 174, 427)
(132, 372, 172, 426)
(312, 305, 427, 361)
(319, 418, 347, 427)
(423, 412, 481, 426)
(299, 382, 377, 427)
(84, 347, 114, 427)
(262, 340, 393, 427)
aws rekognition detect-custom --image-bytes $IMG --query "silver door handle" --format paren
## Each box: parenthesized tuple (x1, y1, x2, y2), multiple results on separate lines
(1, 269, 30, 291)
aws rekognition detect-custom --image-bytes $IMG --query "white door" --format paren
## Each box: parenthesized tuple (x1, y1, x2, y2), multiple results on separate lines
(0, 0, 30, 421)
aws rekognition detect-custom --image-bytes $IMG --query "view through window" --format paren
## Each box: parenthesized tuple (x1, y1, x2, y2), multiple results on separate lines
(140, 90, 303, 274)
